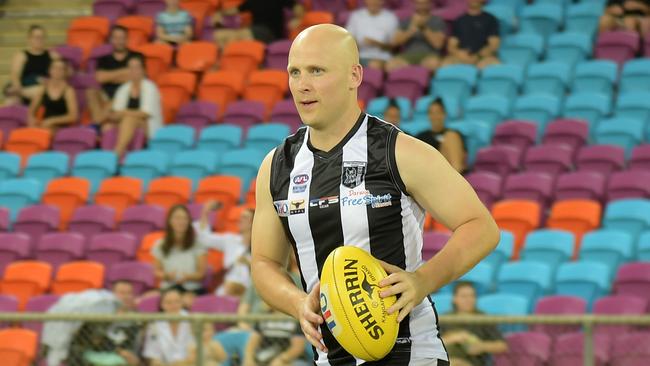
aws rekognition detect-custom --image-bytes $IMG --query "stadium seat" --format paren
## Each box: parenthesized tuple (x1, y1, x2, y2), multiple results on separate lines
(94, 177, 143, 221)
(492, 200, 541, 256)
(22, 152, 69, 186)
(512, 94, 562, 133)
(422, 231, 450, 261)
(0, 294, 18, 314)
(0, 261, 52, 309)
(144, 176, 193, 210)
(191, 294, 240, 330)
(523, 61, 571, 97)
(115, 15, 154, 49)
(483, 231, 515, 273)
(610, 332, 650, 365)
(615, 91, 650, 125)
(456, 262, 494, 295)
(222, 100, 266, 130)
(197, 124, 243, 154)
(0, 328, 38, 366)
(119, 204, 166, 243)
(0, 152, 20, 181)
(157, 71, 197, 123)
(13, 204, 59, 248)
(547, 200, 602, 246)
(53, 44, 82, 72)
(385, 66, 430, 103)
(463, 95, 511, 127)
(607, 170, 650, 202)
(176, 101, 218, 134)
(0, 105, 27, 140)
(137, 231, 163, 264)
(497, 261, 552, 309)
(572, 60, 618, 97)
(87, 232, 138, 269)
(194, 175, 242, 219)
(503, 172, 554, 211)
(170, 150, 220, 189)
(0, 179, 42, 222)
(477, 64, 524, 100)
(358, 67, 384, 104)
(473, 145, 521, 176)
(485, 3, 516, 36)
(492, 120, 537, 153)
(542, 119, 589, 154)
(86, 43, 112, 74)
(35, 233, 86, 272)
(198, 71, 246, 118)
(546, 32, 592, 66)
(432, 65, 478, 102)
(243, 70, 289, 115)
(0, 233, 30, 277)
(51, 261, 105, 295)
(176, 41, 218, 73)
(66, 16, 110, 60)
(523, 144, 573, 176)
(563, 92, 612, 129)
(121, 150, 169, 188)
(465, 171, 502, 209)
(266, 39, 292, 70)
(494, 331, 553, 366)
(638, 231, 650, 261)
(521, 229, 575, 271)
(71, 151, 118, 194)
(134, 43, 174, 81)
(499, 33, 545, 68)
(367, 96, 412, 121)
(619, 58, 649, 94)
(148, 125, 195, 154)
(290, 10, 335, 39)
(5, 128, 51, 166)
(429, 293, 452, 315)
(220, 40, 266, 77)
(520, 3, 563, 39)
(603, 199, 650, 240)
(219, 149, 265, 194)
(400, 120, 429, 136)
(42, 177, 90, 230)
(244, 123, 290, 153)
(532, 296, 586, 339)
(565, 2, 602, 35)
(52, 127, 97, 161)
(134, 0, 165, 17)
(0, 208, 7, 232)
(68, 205, 116, 240)
(594, 295, 647, 337)
(555, 261, 611, 307)
(613, 262, 650, 303)
(554, 171, 607, 203)
(478, 293, 530, 332)
(595, 30, 640, 65)
(629, 144, 650, 171)
(444, 119, 493, 167)
(270, 99, 302, 132)
(220, 204, 248, 233)
(136, 294, 160, 313)
(576, 145, 625, 176)
(549, 331, 611, 366)
(106, 261, 155, 295)
(594, 118, 645, 157)
(100, 127, 146, 153)
(92, 0, 129, 22)
(23, 294, 58, 333)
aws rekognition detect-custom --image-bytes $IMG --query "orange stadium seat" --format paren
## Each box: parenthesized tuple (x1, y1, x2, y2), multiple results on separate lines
(0, 261, 52, 310)
(547, 199, 602, 256)
(221, 0, 244, 9)
(180, 1, 211, 39)
(246, 179, 256, 207)
(221, 204, 247, 233)
(144, 176, 193, 211)
(94, 177, 143, 221)
(5, 128, 51, 167)
(0, 329, 38, 366)
(67, 16, 110, 61)
(220, 40, 266, 77)
(51, 261, 105, 295)
(116, 16, 155, 49)
(135, 43, 174, 81)
(176, 41, 219, 73)
(42, 177, 91, 230)
(290, 11, 334, 39)
(181, 0, 219, 14)
(157, 71, 198, 123)
(198, 70, 246, 118)
(243, 70, 288, 116)
(492, 200, 541, 258)
(194, 175, 242, 230)
(0, 130, 4, 150)
(138, 231, 164, 264)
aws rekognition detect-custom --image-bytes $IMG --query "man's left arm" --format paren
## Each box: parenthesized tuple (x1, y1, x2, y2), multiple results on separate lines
(478, 36, 500, 58)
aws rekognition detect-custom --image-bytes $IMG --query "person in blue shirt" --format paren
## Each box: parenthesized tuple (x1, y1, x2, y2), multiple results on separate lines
(156, 0, 193, 45)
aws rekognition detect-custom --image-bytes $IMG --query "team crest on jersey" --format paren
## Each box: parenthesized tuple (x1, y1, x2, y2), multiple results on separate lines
(341, 161, 367, 189)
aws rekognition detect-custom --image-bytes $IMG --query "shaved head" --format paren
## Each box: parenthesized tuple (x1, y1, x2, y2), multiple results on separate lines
(290, 24, 360, 70)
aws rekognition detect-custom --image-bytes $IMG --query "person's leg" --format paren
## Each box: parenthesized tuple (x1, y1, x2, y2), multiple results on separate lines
(86, 88, 110, 123)
(420, 55, 441, 72)
(477, 56, 500, 69)
(19, 85, 42, 103)
(114, 114, 145, 158)
(242, 331, 262, 366)
(385, 56, 410, 72)
(441, 55, 461, 67)
(214, 28, 237, 49)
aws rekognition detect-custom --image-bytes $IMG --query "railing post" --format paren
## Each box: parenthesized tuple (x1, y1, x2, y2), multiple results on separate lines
(583, 317, 594, 366)
(193, 317, 204, 366)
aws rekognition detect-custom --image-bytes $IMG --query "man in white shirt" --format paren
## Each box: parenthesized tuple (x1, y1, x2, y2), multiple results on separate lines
(345, 0, 399, 70)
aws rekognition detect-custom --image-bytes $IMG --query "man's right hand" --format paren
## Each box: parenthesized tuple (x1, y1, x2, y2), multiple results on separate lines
(296, 282, 327, 353)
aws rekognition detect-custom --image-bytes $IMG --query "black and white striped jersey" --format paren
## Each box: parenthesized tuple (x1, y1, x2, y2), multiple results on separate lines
(269, 113, 449, 365)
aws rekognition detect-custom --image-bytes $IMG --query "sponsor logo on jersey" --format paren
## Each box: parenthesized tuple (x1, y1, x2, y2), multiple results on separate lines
(289, 199, 306, 215)
(273, 200, 289, 217)
(293, 174, 309, 185)
(341, 193, 393, 208)
(341, 161, 367, 189)
(309, 196, 339, 209)
(292, 185, 307, 193)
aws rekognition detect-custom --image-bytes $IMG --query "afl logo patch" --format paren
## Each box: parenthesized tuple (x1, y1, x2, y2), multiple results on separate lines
(293, 174, 309, 185)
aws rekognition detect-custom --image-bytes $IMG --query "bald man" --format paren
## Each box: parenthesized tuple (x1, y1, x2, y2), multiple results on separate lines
(250, 24, 500, 366)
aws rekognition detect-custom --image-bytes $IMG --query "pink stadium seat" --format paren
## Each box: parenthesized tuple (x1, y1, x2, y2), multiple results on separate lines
(13, 205, 60, 249)
(503, 172, 554, 212)
(494, 331, 552, 366)
(222, 100, 266, 130)
(35, 233, 86, 273)
(176, 101, 218, 134)
(265, 39, 292, 70)
(101, 127, 145, 152)
(68, 205, 116, 240)
(595, 31, 640, 66)
(134, 0, 165, 17)
(422, 231, 450, 261)
(270, 99, 302, 132)
(358, 67, 384, 104)
(465, 171, 503, 209)
(384, 66, 430, 103)
(542, 118, 589, 159)
(92, 0, 132, 23)
(593, 295, 647, 337)
(23, 294, 59, 334)
(0, 233, 30, 277)
(614, 262, 650, 305)
(52, 127, 97, 161)
(0, 208, 8, 233)
(610, 332, 650, 366)
(628, 145, 650, 171)
(549, 332, 610, 366)
(523, 144, 573, 177)
(555, 171, 607, 203)
(53, 45, 84, 71)
(0, 105, 28, 139)
(87, 232, 138, 269)
(137, 294, 159, 313)
(106, 261, 155, 295)
(492, 121, 538, 153)
(532, 295, 586, 339)
(473, 145, 522, 176)
(607, 170, 650, 202)
(86, 44, 114, 74)
(118, 204, 166, 243)
(576, 145, 626, 176)
(191, 294, 240, 331)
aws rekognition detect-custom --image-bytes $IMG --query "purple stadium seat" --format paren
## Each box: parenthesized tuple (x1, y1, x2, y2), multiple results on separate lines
(35, 233, 86, 273)
(119, 204, 165, 243)
(88, 232, 138, 269)
(106, 261, 155, 295)
(53, 45, 84, 71)
(473, 145, 522, 176)
(593, 295, 647, 337)
(555, 171, 607, 203)
(13, 205, 60, 248)
(549, 332, 610, 366)
(384, 66, 430, 103)
(629, 145, 650, 171)
(494, 331, 552, 366)
(134, 0, 165, 17)
(68, 205, 116, 240)
(176, 101, 218, 134)
(266, 39, 292, 70)
(542, 119, 589, 155)
(187, 202, 216, 225)
(434, 0, 468, 22)
(492, 121, 538, 153)
(610, 332, 650, 366)
(222, 100, 266, 131)
(191, 294, 240, 331)
(422, 232, 450, 261)
(595, 31, 641, 65)
(52, 127, 97, 161)
(576, 145, 626, 176)
(0, 233, 31, 277)
(86, 44, 114, 74)
(69, 73, 100, 115)
(137, 294, 160, 313)
(358, 67, 384, 104)
(503, 172, 555, 211)
(0, 294, 18, 313)
(0, 105, 28, 138)
(92, 0, 132, 23)
(532, 296, 586, 339)
(614, 262, 650, 305)
(23, 294, 60, 334)
(465, 171, 503, 209)
(270, 99, 302, 132)
(101, 127, 145, 152)
(0, 207, 8, 232)
(607, 171, 650, 202)
(309, 0, 348, 12)
(524, 144, 573, 177)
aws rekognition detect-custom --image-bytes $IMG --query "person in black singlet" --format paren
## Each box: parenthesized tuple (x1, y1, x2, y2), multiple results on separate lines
(27, 59, 78, 133)
(250, 24, 500, 366)
(5, 25, 60, 106)
(415, 98, 466, 173)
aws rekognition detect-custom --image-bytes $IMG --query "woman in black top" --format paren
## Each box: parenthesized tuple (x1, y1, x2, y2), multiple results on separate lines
(415, 98, 467, 173)
(27, 59, 78, 133)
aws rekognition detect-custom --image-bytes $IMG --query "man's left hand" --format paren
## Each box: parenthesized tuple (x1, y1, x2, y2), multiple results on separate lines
(378, 260, 428, 323)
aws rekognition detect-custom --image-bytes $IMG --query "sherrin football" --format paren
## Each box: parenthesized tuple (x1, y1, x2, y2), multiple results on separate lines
(319, 246, 398, 361)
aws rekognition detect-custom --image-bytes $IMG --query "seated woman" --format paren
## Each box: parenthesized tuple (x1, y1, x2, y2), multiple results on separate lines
(27, 58, 78, 133)
(415, 98, 466, 173)
(107, 55, 163, 158)
(441, 282, 508, 366)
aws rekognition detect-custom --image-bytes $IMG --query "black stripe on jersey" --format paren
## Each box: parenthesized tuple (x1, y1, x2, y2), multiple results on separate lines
(386, 127, 409, 196)
(428, 295, 449, 360)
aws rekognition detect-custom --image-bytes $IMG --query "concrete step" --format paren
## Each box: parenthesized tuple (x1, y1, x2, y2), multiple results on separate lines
(0, 18, 77, 32)
(0, 0, 91, 11)
(0, 32, 67, 47)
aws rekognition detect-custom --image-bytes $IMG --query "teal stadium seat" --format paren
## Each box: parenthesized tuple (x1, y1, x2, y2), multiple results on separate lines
(169, 150, 220, 190)
(121, 150, 169, 189)
(512, 94, 562, 133)
(431, 65, 478, 103)
(520, 3, 564, 40)
(547, 32, 593, 66)
(499, 33, 544, 68)
(218, 149, 265, 196)
(572, 60, 617, 98)
(580, 229, 634, 278)
(637, 231, 650, 261)
(485, 4, 516, 36)
(197, 124, 243, 154)
(555, 261, 611, 308)
(148, 125, 195, 154)
(71, 151, 118, 195)
(23, 152, 69, 187)
(483, 230, 514, 276)
(477, 64, 524, 100)
(563, 92, 612, 130)
(497, 261, 553, 309)
(446, 119, 493, 166)
(0, 178, 42, 222)
(620, 58, 650, 92)
(523, 62, 572, 97)
(595, 118, 645, 157)
(520, 229, 575, 272)
(478, 293, 530, 332)
(0, 152, 20, 181)
(565, 3, 604, 35)
(615, 92, 650, 124)
(244, 123, 291, 153)
(367, 96, 412, 121)
(603, 199, 650, 240)
(464, 95, 512, 127)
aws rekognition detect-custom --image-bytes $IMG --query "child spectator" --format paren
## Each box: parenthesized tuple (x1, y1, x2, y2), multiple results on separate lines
(346, 0, 399, 70)
(415, 98, 466, 173)
(27, 59, 78, 133)
(156, 0, 193, 45)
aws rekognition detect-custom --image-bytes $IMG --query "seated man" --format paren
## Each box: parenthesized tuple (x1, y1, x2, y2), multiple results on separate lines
(346, 0, 399, 70)
(156, 0, 193, 45)
(443, 0, 500, 69)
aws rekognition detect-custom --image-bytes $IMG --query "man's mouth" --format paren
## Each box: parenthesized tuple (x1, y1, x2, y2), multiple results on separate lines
(301, 100, 317, 106)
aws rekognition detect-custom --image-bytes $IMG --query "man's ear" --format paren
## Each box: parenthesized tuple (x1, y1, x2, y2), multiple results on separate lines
(350, 63, 363, 90)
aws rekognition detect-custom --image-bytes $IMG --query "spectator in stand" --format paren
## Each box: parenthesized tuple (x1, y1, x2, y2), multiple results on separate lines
(599, 0, 650, 35)
(443, 0, 500, 69)
(345, 0, 399, 70)
(107, 55, 163, 158)
(156, 0, 194, 46)
(441, 282, 508, 366)
(4, 25, 60, 106)
(382, 98, 401, 126)
(27, 59, 78, 133)
(187, 323, 227, 366)
(415, 98, 466, 173)
(385, 0, 446, 72)
(87, 25, 143, 124)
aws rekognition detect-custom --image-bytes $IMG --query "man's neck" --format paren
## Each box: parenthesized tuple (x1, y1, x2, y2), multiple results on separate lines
(309, 106, 362, 152)
(467, 6, 482, 16)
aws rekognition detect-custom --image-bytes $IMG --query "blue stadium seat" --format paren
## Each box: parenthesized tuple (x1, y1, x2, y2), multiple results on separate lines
(512, 94, 562, 133)
(244, 123, 291, 153)
(197, 124, 243, 154)
(485, 4, 516, 36)
(121, 150, 169, 189)
(638, 231, 650, 261)
(214, 330, 251, 366)
(431, 65, 479, 103)
(499, 33, 545, 68)
(219, 148, 266, 195)
(565, 3, 604, 35)
(478, 293, 530, 332)
(430, 293, 453, 315)
(0, 178, 42, 222)
(169, 150, 220, 190)
(555, 261, 610, 308)
(489, 0, 527, 15)
(520, 3, 564, 40)
(0, 152, 20, 181)
(446, 119, 493, 166)
(563, 92, 612, 130)
(367, 96, 412, 121)
(477, 64, 524, 100)
(520, 229, 575, 272)
(464, 95, 512, 127)
(547, 32, 592, 66)
(399, 121, 429, 136)
(523, 62, 572, 96)
(497, 261, 553, 309)
(148, 125, 195, 154)
(580, 229, 634, 277)
(615, 92, 650, 124)
(572, 60, 618, 98)
(23, 151, 69, 186)
(594, 118, 645, 157)
(620, 59, 650, 92)
(71, 151, 118, 195)
(483, 231, 514, 277)
(603, 199, 650, 240)
(459, 262, 495, 295)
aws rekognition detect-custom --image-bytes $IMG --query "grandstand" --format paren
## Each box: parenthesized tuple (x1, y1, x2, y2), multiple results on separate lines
(0, 0, 650, 365)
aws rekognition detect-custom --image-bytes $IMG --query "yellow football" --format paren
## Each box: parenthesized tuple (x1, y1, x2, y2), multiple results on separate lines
(319, 246, 398, 361)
